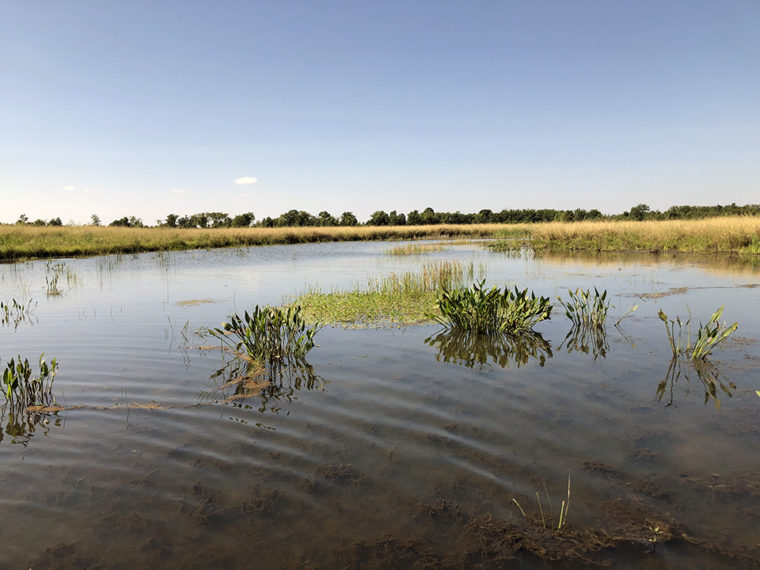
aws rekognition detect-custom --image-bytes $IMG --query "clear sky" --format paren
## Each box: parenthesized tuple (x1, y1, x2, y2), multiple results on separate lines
(1, 0, 758, 225)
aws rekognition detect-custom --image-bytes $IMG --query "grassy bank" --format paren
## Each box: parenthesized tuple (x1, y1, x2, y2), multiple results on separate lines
(0, 224, 502, 261)
(491, 217, 760, 255)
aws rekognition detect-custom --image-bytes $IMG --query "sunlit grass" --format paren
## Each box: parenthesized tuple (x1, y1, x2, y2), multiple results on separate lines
(293, 261, 484, 327)
(0, 224, 505, 261)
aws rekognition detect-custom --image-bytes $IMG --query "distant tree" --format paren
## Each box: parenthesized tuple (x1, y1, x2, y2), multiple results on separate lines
(420, 207, 439, 225)
(628, 203, 650, 221)
(317, 211, 336, 226)
(90, 214, 101, 226)
(189, 213, 208, 228)
(407, 210, 422, 225)
(388, 210, 406, 225)
(110, 217, 129, 227)
(128, 216, 143, 228)
(259, 216, 275, 228)
(48, 217, 63, 226)
(476, 209, 493, 224)
(16, 214, 28, 224)
(32, 219, 47, 226)
(338, 212, 358, 226)
(368, 210, 390, 226)
(231, 212, 255, 227)
(165, 213, 178, 227)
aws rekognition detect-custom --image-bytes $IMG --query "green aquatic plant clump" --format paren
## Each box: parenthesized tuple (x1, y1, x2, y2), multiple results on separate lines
(433, 280, 552, 334)
(211, 305, 322, 364)
(2, 354, 58, 408)
(658, 306, 738, 361)
(557, 288, 610, 328)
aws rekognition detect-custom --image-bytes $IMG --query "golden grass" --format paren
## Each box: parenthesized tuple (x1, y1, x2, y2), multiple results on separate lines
(0, 224, 503, 261)
(493, 217, 760, 255)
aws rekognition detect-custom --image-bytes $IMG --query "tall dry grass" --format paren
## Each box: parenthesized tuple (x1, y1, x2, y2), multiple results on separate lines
(497, 217, 760, 255)
(0, 224, 503, 261)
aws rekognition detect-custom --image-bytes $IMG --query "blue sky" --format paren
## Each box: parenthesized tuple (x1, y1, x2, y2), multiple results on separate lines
(1, 1, 758, 224)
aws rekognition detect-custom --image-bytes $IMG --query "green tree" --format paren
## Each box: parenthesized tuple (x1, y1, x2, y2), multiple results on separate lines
(338, 212, 358, 226)
(90, 214, 101, 226)
(629, 204, 651, 221)
(231, 212, 255, 227)
(16, 214, 28, 224)
(368, 210, 390, 226)
(48, 217, 63, 226)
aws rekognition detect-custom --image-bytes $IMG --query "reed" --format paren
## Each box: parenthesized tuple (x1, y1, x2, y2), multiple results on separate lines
(385, 243, 444, 255)
(433, 280, 552, 334)
(512, 476, 571, 532)
(0, 297, 37, 329)
(658, 306, 738, 361)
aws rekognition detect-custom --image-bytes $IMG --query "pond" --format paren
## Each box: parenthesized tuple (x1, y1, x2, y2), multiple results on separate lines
(1, 242, 758, 568)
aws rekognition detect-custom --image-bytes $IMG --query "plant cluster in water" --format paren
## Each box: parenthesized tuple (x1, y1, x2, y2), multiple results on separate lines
(433, 280, 552, 334)
(2, 354, 58, 409)
(210, 305, 322, 366)
(0, 297, 37, 329)
(658, 306, 738, 361)
(557, 288, 610, 328)
(512, 476, 571, 532)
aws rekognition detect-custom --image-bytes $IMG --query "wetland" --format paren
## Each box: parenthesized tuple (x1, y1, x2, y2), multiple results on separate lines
(1, 240, 759, 568)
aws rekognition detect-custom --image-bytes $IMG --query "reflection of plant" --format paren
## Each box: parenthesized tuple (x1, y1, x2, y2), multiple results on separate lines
(433, 281, 551, 334)
(206, 351, 325, 414)
(557, 288, 610, 328)
(424, 328, 552, 369)
(559, 325, 609, 360)
(210, 305, 321, 366)
(658, 306, 737, 360)
(2, 354, 58, 408)
(657, 358, 736, 410)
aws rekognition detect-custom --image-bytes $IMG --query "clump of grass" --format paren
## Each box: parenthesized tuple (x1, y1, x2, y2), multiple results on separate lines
(658, 306, 738, 360)
(385, 242, 444, 256)
(294, 261, 483, 327)
(513, 476, 571, 532)
(433, 280, 552, 334)
(210, 305, 322, 366)
(2, 354, 58, 409)
(557, 288, 610, 328)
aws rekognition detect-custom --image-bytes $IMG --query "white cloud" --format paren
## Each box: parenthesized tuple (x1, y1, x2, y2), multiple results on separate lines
(62, 185, 76, 191)
(171, 188, 186, 193)
(240, 193, 249, 197)
(234, 176, 258, 185)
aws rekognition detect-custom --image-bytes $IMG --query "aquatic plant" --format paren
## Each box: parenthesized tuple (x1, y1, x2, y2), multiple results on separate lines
(424, 328, 552, 369)
(433, 280, 552, 334)
(512, 476, 571, 532)
(210, 305, 322, 365)
(559, 324, 609, 360)
(557, 288, 610, 328)
(658, 306, 737, 361)
(657, 358, 736, 410)
(0, 297, 37, 329)
(385, 242, 444, 256)
(2, 354, 58, 409)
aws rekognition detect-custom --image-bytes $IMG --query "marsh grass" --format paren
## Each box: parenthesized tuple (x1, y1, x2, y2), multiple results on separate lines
(557, 288, 610, 328)
(513, 476, 571, 532)
(2, 354, 58, 410)
(0, 224, 504, 261)
(433, 280, 552, 334)
(294, 261, 484, 326)
(488, 217, 760, 254)
(385, 243, 444, 255)
(658, 306, 738, 361)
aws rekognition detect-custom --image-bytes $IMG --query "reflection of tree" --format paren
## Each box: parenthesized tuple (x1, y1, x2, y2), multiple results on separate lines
(657, 358, 736, 410)
(206, 353, 326, 414)
(424, 328, 552, 369)
(559, 324, 609, 360)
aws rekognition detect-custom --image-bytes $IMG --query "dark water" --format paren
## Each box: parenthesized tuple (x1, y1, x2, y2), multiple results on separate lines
(1, 243, 758, 568)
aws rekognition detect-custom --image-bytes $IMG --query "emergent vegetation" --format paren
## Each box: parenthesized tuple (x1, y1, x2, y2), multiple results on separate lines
(210, 305, 322, 366)
(658, 306, 738, 361)
(557, 288, 610, 328)
(2, 354, 58, 409)
(433, 280, 552, 334)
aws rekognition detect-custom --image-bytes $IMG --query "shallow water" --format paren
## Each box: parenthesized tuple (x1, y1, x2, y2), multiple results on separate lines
(1, 243, 758, 568)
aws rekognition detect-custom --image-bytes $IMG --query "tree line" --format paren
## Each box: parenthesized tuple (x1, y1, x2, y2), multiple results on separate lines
(11, 203, 760, 229)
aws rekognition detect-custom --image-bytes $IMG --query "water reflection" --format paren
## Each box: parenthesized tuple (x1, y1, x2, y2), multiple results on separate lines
(657, 358, 736, 410)
(0, 405, 61, 446)
(424, 328, 552, 369)
(206, 353, 326, 414)
(559, 325, 609, 360)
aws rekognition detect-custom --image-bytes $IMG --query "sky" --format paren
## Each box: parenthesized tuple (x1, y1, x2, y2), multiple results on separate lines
(1, 0, 759, 225)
